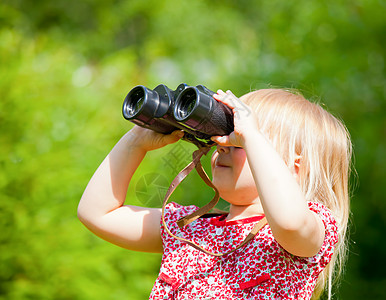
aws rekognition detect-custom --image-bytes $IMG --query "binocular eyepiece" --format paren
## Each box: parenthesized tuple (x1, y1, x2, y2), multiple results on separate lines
(122, 83, 234, 147)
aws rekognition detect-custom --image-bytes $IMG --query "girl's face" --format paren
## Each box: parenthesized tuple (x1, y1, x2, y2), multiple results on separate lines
(211, 145, 259, 205)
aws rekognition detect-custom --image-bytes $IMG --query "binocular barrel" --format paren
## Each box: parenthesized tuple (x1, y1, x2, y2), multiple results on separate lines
(122, 83, 234, 147)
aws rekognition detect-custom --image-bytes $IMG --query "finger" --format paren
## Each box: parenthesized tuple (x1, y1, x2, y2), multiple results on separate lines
(213, 91, 227, 101)
(213, 92, 238, 109)
(171, 130, 185, 139)
(163, 130, 184, 145)
(211, 135, 232, 146)
(211, 135, 243, 148)
(226, 90, 237, 97)
(224, 90, 244, 108)
(219, 91, 253, 118)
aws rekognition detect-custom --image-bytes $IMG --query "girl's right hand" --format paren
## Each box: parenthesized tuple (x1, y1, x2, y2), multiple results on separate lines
(129, 126, 184, 152)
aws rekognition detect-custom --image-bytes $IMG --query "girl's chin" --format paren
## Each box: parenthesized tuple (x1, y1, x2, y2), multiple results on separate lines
(222, 198, 258, 206)
(217, 191, 259, 206)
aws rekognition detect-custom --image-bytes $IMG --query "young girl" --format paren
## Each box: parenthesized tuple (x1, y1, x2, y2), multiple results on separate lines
(78, 88, 352, 299)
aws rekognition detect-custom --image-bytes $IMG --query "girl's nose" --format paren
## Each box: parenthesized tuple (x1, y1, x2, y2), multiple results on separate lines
(216, 145, 230, 153)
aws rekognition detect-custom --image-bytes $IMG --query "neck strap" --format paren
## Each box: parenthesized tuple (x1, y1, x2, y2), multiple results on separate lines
(161, 147, 267, 257)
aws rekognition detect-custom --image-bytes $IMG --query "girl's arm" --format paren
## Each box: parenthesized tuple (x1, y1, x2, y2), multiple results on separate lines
(212, 90, 325, 258)
(242, 129, 325, 257)
(77, 126, 183, 253)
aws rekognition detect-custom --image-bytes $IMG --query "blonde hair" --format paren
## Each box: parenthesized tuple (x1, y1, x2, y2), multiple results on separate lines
(242, 89, 352, 299)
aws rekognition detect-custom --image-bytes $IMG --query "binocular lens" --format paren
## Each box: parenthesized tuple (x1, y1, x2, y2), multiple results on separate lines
(175, 89, 197, 120)
(124, 87, 145, 118)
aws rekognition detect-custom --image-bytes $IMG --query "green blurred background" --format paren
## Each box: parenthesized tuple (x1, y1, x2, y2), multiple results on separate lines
(1, 0, 385, 299)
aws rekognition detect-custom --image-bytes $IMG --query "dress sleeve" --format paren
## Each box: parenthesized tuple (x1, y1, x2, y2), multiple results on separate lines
(303, 202, 339, 268)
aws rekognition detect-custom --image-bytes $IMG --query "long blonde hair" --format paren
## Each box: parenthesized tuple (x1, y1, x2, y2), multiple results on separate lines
(242, 89, 352, 299)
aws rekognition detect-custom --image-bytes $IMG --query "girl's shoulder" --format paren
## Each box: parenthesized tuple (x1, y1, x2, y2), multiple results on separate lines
(302, 201, 339, 266)
(307, 201, 333, 213)
(307, 201, 338, 232)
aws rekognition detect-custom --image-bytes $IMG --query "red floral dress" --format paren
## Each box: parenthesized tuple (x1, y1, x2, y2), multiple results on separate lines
(149, 202, 338, 299)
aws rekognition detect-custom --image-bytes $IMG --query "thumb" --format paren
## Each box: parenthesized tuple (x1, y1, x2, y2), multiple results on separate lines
(211, 135, 232, 146)
(211, 133, 242, 147)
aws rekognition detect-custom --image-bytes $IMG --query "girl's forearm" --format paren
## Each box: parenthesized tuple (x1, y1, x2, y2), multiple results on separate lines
(78, 131, 146, 221)
(243, 129, 325, 257)
(242, 130, 309, 232)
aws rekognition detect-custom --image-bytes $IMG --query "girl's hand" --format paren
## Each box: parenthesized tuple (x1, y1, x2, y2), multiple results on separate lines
(129, 125, 184, 152)
(211, 90, 258, 147)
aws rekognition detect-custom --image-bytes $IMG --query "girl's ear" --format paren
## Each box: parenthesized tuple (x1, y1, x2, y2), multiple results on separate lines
(293, 155, 302, 182)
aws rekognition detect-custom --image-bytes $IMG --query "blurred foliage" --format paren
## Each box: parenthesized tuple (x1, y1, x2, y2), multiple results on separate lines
(0, 0, 385, 299)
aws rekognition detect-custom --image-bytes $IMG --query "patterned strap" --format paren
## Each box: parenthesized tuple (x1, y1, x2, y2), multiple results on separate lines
(161, 147, 268, 257)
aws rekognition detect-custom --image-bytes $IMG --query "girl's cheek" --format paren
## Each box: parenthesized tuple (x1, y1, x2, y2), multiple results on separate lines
(233, 148, 247, 165)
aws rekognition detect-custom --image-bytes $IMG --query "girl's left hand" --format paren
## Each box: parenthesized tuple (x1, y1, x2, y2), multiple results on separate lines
(211, 90, 259, 147)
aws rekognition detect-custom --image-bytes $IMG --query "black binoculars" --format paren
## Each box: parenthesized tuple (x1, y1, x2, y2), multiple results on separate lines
(122, 83, 234, 147)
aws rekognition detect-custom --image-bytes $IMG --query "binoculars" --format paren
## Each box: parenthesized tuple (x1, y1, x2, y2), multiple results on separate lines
(122, 83, 234, 147)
